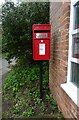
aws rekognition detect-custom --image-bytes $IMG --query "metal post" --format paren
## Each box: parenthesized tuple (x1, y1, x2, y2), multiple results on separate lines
(39, 60, 43, 99)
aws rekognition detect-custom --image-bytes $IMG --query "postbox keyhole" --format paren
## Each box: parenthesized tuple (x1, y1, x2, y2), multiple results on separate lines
(41, 40, 44, 42)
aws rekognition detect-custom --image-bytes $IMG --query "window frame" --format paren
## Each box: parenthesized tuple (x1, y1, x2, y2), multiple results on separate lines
(68, 0, 79, 85)
(61, 0, 79, 107)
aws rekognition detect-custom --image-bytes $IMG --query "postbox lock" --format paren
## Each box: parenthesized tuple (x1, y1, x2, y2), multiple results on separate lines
(41, 40, 44, 42)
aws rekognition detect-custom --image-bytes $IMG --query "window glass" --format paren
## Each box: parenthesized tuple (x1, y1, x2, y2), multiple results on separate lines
(72, 33, 79, 58)
(74, 1, 79, 29)
(71, 62, 79, 87)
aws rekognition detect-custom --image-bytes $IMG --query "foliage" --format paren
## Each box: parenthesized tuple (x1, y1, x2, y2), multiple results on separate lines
(2, 2, 49, 64)
(1, 52, 9, 57)
(2, 62, 64, 118)
(3, 63, 40, 93)
(45, 94, 58, 112)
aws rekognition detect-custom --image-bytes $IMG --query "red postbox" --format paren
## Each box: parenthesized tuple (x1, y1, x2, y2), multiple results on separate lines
(32, 24, 51, 60)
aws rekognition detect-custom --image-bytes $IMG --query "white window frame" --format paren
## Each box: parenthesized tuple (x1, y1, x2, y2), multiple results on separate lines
(61, 0, 79, 107)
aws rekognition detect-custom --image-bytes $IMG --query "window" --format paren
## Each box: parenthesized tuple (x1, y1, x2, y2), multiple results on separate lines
(71, 1, 79, 87)
(61, 0, 79, 106)
(72, 34, 79, 58)
(71, 62, 79, 87)
(74, 1, 79, 29)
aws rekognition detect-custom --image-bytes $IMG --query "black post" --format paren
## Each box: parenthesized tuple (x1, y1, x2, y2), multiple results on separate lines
(39, 60, 43, 99)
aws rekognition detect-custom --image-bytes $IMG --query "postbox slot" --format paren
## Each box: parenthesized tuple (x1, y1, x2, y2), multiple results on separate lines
(34, 30, 50, 33)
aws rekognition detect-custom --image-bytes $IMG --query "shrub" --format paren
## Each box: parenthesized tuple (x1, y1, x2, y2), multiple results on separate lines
(2, 2, 49, 64)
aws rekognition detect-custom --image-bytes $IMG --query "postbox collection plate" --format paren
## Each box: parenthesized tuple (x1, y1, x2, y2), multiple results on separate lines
(36, 33, 48, 38)
(39, 43, 45, 55)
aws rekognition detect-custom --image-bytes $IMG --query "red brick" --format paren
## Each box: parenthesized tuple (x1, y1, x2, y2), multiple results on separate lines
(50, 2, 78, 119)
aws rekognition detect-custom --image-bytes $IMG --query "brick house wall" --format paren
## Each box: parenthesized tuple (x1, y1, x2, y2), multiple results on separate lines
(49, 2, 79, 119)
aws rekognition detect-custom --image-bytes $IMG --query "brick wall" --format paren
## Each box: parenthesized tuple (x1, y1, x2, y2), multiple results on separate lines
(49, 2, 79, 119)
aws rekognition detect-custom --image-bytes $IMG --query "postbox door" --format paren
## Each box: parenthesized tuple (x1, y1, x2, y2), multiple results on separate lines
(33, 40, 50, 60)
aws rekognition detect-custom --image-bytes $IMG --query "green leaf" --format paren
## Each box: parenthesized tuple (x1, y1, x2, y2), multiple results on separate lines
(2, 2, 49, 65)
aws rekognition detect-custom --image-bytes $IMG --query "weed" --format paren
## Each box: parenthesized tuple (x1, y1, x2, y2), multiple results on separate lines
(21, 107, 34, 117)
(3, 62, 63, 118)
(40, 102, 46, 111)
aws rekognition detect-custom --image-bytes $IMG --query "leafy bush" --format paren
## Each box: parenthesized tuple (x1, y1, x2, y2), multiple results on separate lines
(2, 2, 49, 64)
